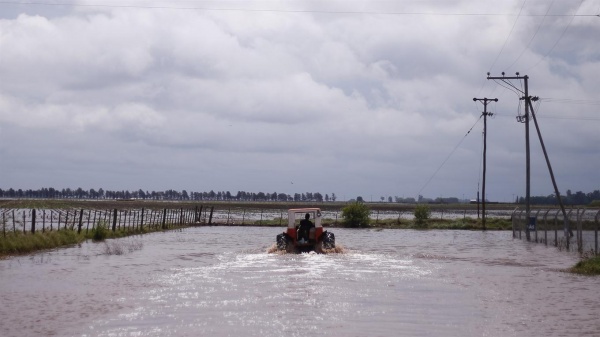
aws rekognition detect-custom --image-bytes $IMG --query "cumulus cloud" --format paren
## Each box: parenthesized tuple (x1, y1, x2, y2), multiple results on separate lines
(0, 0, 598, 200)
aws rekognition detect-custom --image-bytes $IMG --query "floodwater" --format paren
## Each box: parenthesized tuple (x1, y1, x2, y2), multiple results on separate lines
(1, 227, 599, 337)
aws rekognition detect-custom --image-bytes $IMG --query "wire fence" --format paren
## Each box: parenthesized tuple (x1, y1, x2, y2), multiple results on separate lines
(6, 205, 597, 256)
(511, 208, 600, 254)
(0, 206, 215, 236)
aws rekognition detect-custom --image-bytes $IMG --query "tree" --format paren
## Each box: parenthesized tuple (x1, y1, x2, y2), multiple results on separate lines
(341, 202, 370, 228)
(356, 196, 364, 203)
(414, 204, 431, 227)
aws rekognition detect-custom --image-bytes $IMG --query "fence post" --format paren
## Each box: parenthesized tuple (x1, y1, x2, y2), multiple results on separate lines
(511, 208, 518, 238)
(31, 209, 36, 234)
(42, 210, 46, 233)
(577, 209, 585, 253)
(534, 210, 541, 243)
(242, 209, 245, 225)
(3, 212, 6, 237)
(208, 206, 214, 225)
(595, 210, 599, 255)
(112, 209, 118, 232)
(64, 211, 69, 231)
(12, 210, 16, 234)
(23, 211, 26, 234)
(543, 209, 551, 246)
(140, 208, 145, 230)
(162, 209, 167, 229)
(77, 209, 84, 234)
(567, 209, 574, 251)
(554, 209, 560, 247)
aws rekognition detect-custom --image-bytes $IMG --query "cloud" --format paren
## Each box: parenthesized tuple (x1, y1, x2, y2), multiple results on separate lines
(0, 1, 598, 200)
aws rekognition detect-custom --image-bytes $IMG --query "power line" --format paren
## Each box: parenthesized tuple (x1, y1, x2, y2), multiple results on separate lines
(525, 0, 586, 71)
(541, 98, 600, 105)
(416, 115, 483, 199)
(492, 113, 600, 121)
(492, 79, 522, 98)
(505, 0, 555, 71)
(487, 0, 527, 73)
(1, 1, 599, 16)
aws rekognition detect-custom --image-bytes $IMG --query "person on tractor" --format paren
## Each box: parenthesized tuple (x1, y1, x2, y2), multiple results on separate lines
(297, 213, 314, 243)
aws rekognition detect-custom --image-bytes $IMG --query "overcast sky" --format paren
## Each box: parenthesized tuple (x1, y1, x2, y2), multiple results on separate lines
(0, 0, 598, 202)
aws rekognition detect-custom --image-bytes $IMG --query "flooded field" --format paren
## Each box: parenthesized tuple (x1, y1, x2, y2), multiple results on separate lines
(1, 227, 598, 336)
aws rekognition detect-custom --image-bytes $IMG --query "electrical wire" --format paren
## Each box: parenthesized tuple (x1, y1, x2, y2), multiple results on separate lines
(493, 79, 522, 98)
(505, 0, 555, 71)
(541, 98, 600, 105)
(525, 0, 586, 71)
(500, 78, 524, 94)
(488, 0, 527, 73)
(0, 1, 598, 16)
(416, 115, 483, 199)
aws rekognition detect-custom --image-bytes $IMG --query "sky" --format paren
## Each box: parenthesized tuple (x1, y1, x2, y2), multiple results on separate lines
(0, 0, 599, 202)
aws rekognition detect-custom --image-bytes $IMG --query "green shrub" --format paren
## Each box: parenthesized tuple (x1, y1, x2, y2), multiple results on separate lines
(92, 224, 108, 241)
(571, 256, 600, 275)
(341, 202, 370, 228)
(414, 204, 431, 227)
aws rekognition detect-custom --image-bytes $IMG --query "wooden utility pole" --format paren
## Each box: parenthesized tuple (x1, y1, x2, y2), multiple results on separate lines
(473, 97, 498, 231)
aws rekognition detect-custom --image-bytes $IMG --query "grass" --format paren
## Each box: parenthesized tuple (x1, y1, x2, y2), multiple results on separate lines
(245, 216, 512, 230)
(0, 223, 191, 258)
(322, 217, 512, 230)
(570, 256, 600, 276)
(0, 230, 86, 257)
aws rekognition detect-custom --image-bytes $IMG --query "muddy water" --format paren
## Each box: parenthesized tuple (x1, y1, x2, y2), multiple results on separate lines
(1, 228, 598, 337)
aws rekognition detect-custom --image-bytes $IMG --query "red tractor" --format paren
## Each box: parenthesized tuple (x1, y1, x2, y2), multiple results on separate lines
(276, 208, 335, 253)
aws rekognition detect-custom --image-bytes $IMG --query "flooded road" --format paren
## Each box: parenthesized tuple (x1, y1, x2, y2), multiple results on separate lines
(1, 227, 598, 336)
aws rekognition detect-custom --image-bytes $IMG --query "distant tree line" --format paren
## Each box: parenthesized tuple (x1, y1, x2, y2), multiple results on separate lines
(1, 187, 597, 205)
(516, 189, 600, 206)
(0, 187, 338, 203)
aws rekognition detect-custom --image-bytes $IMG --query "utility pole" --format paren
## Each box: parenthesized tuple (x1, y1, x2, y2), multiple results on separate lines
(486, 72, 571, 246)
(473, 97, 498, 231)
(487, 72, 532, 241)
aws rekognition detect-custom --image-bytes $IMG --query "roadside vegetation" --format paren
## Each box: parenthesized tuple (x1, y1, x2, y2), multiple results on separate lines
(253, 215, 511, 230)
(413, 204, 431, 227)
(570, 256, 600, 276)
(0, 223, 188, 258)
(340, 202, 371, 228)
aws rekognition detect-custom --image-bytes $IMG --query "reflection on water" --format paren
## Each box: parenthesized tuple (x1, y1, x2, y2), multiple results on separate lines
(1, 227, 598, 337)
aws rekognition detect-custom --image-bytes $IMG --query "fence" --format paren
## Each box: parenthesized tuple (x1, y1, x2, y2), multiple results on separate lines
(511, 208, 600, 254)
(1, 206, 215, 236)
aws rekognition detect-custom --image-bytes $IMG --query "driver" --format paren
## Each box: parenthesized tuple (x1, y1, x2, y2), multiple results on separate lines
(298, 213, 314, 243)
